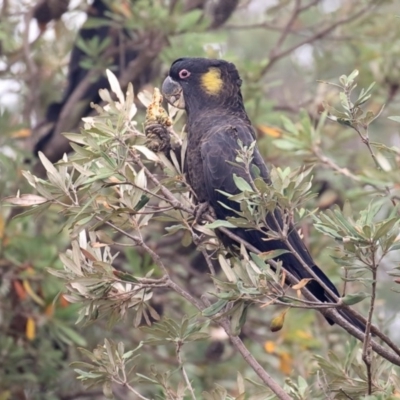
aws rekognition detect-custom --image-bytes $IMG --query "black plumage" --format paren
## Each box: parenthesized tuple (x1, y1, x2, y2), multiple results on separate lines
(33, 0, 70, 29)
(34, 0, 139, 158)
(162, 57, 364, 330)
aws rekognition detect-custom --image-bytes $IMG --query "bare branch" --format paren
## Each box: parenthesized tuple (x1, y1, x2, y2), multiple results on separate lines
(261, 1, 377, 76)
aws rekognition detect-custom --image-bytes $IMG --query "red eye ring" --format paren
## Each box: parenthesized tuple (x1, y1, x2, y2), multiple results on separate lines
(179, 69, 191, 79)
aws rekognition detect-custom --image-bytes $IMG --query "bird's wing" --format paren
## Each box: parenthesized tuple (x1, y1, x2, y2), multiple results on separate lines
(200, 123, 340, 298)
(200, 123, 268, 215)
(200, 123, 364, 329)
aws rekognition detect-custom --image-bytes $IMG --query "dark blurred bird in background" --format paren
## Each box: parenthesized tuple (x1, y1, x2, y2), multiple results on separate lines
(161, 57, 365, 331)
(33, 0, 144, 162)
(32, 0, 239, 165)
(33, 0, 70, 32)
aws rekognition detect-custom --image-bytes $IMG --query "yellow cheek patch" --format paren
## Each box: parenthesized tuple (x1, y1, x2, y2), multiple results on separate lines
(200, 67, 223, 95)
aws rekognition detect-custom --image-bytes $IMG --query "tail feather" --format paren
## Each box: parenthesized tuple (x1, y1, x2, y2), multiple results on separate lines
(310, 265, 365, 332)
(219, 226, 366, 332)
(335, 308, 366, 332)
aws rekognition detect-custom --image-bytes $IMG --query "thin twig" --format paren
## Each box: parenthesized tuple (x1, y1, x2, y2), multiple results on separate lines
(60, 390, 104, 400)
(352, 123, 396, 207)
(261, 1, 377, 76)
(208, 214, 400, 365)
(219, 319, 293, 400)
(125, 235, 293, 398)
(361, 245, 377, 395)
(125, 383, 151, 400)
(96, 122, 400, 366)
(22, 4, 38, 123)
(201, 249, 217, 276)
(339, 389, 355, 400)
(113, 378, 150, 400)
(176, 341, 197, 400)
(269, 0, 302, 59)
(312, 146, 361, 182)
(155, 156, 400, 360)
(99, 143, 400, 365)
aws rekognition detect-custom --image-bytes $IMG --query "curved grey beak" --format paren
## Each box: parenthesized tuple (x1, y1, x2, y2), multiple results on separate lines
(162, 76, 185, 109)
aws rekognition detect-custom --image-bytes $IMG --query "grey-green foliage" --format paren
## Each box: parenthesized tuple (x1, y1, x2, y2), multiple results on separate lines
(7, 66, 400, 399)
(4, 1, 400, 399)
(314, 339, 399, 399)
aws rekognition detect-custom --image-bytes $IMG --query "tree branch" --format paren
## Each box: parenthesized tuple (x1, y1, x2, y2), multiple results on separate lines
(261, 1, 377, 76)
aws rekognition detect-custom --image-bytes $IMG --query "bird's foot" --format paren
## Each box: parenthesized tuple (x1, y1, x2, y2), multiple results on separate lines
(193, 202, 212, 225)
(145, 123, 171, 153)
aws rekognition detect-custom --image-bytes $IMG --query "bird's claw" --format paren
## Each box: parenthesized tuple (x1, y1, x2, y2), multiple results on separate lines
(193, 202, 212, 225)
(145, 123, 171, 153)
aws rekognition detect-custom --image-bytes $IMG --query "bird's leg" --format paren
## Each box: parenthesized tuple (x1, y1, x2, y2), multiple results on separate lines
(193, 201, 214, 225)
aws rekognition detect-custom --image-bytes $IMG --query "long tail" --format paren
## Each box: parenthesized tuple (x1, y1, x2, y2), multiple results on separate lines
(311, 265, 366, 332)
(220, 223, 366, 332)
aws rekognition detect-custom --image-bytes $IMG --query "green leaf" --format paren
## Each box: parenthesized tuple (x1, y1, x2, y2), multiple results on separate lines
(250, 253, 268, 271)
(347, 69, 359, 82)
(82, 171, 115, 185)
(390, 241, 400, 251)
(273, 139, 300, 150)
(258, 249, 290, 260)
(341, 292, 370, 305)
(233, 174, 253, 192)
(63, 132, 88, 145)
(102, 381, 113, 399)
(181, 230, 192, 247)
(251, 164, 261, 178)
(230, 302, 248, 336)
(140, 326, 170, 339)
(281, 116, 298, 135)
(205, 219, 237, 229)
(298, 376, 308, 396)
(185, 332, 210, 342)
(323, 102, 349, 119)
(56, 323, 87, 346)
(113, 270, 139, 283)
(202, 299, 228, 317)
(10, 202, 51, 219)
(374, 217, 398, 241)
(218, 254, 237, 282)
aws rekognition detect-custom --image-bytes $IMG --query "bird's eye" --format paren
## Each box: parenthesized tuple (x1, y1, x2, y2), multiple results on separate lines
(179, 69, 191, 79)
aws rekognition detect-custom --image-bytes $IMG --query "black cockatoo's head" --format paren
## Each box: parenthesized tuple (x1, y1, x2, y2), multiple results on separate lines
(162, 58, 245, 115)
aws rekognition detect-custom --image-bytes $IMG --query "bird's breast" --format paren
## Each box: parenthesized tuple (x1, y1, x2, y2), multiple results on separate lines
(185, 133, 208, 203)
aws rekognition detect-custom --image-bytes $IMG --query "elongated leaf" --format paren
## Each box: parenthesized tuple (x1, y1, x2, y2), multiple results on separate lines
(258, 249, 290, 260)
(291, 278, 313, 290)
(202, 298, 228, 317)
(218, 254, 236, 282)
(374, 217, 398, 241)
(230, 302, 248, 336)
(233, 174, 253, 192)
(205, 220, 237, 229)
(106, 69, 124, 104)
(38, 151, 60, 177)
(3, 194, 48, 206)
(341, 292, 370, 305)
